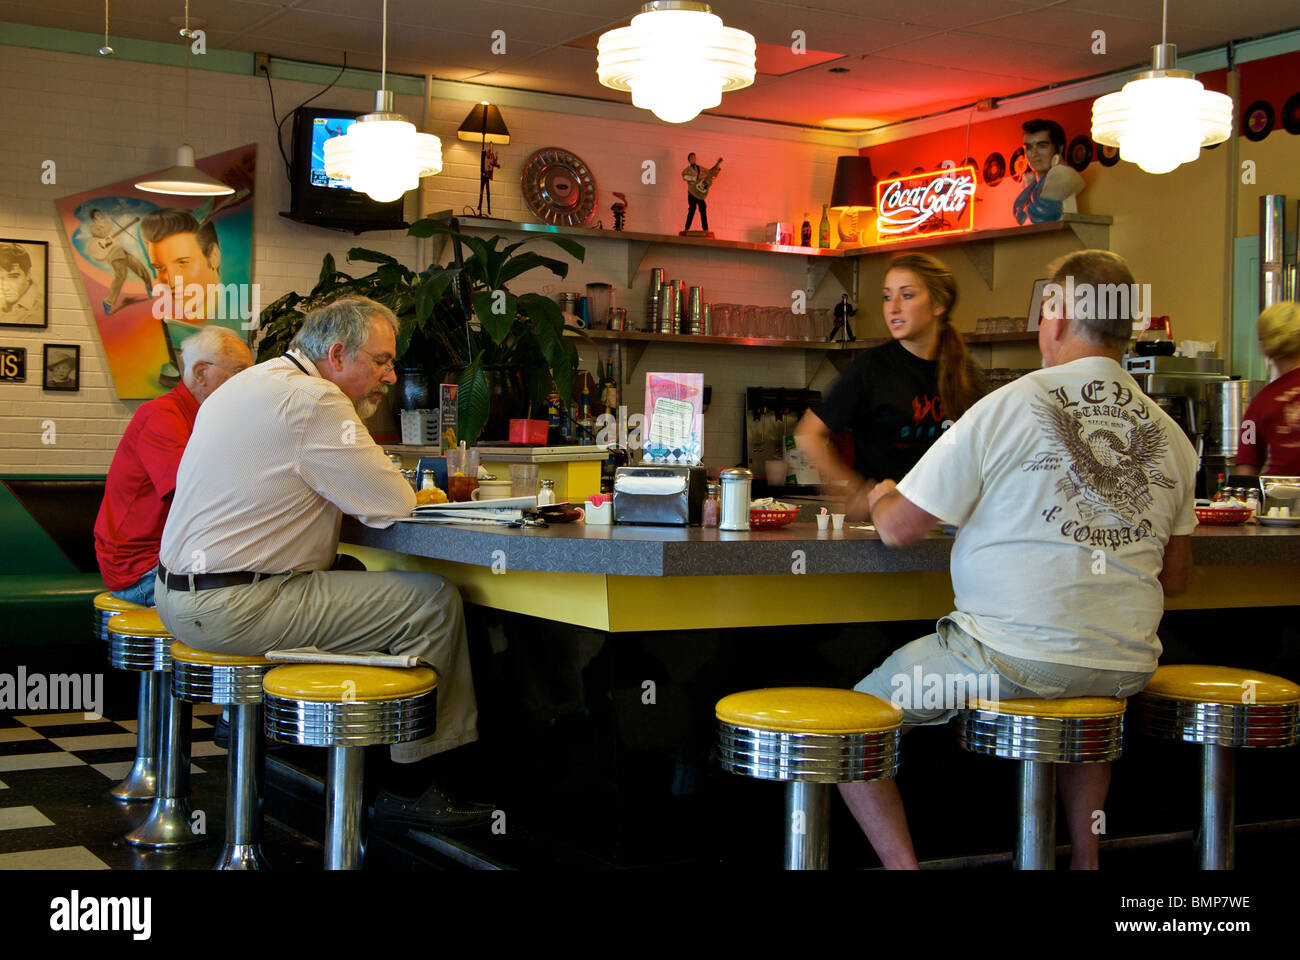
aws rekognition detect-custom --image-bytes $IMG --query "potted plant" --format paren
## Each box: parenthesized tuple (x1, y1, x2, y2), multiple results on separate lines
(256, 216, 585, 445)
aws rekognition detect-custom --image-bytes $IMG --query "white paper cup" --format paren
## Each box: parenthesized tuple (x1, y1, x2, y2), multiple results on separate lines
(831, 513, 845, 531)
(816, 514, 829, 530)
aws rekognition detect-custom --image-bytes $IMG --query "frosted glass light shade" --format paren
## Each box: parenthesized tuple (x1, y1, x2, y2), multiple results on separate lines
(598, 7, 755, 124)
(323, 117, 443, 203)
(1092, 75, 1232, 175)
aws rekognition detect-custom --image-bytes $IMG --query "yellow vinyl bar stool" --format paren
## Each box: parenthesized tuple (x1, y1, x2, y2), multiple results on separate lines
(108, 608, 205, 849)
(171, 641, 275, 870)
(94, 593, 157, 803)
(958, 696, 1126, 870)
(716, 687, 903, 870)
(1138, 665, 1300, 870)
(262, 665, 438, 870)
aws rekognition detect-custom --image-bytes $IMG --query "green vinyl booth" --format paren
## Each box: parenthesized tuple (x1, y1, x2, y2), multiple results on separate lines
(0, 475, 106, 647)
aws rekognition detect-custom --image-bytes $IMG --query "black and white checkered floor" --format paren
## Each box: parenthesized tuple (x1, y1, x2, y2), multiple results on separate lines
(0, 703, 320, 869)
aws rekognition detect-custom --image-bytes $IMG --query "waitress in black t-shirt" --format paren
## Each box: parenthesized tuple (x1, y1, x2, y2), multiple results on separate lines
(795, 252, 986, 520)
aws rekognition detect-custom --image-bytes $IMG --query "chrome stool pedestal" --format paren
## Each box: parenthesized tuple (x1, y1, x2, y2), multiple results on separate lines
(95, 592, 157, 803)
(108, 610, 205, 849)
(171, 642, 274, 870)
(263, 665, 438, 870)
(716, 688, 903, 870)
(958, 697, 1125, 870)
(1139, 665, 1299, 870)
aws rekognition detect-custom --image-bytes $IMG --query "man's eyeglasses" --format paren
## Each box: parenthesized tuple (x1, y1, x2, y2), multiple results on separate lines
(359, 348, 395, 375)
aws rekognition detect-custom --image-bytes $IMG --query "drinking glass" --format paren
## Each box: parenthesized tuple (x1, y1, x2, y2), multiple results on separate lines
(510, 463, 539, 497)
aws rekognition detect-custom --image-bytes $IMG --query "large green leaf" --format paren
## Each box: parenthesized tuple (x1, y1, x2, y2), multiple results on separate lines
(472, 289, 518, 346)
(414, 270, 457, 323)
(316, 253, 337, 290)
(539, 235, 586, 262)
(347, 248, 399, 265)
(519, 293, 575, 403)
(456, 354, 491, 447)
(497, 251, 570, 287)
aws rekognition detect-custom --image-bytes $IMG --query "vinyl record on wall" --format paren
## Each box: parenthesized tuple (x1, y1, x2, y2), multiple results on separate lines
(1243, 100, 1274, 142)
(982, 151, 1006, 186)
(962, 157, 978, 175)
(1009, 146, 1027, 182)
(1282, 92, 1300, 135)
(1098, 144, 1120, 167)
(1067, 135, 1093, 172)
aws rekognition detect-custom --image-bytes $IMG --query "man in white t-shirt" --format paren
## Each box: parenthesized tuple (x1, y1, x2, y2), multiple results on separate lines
(844, 250, 1198, 870)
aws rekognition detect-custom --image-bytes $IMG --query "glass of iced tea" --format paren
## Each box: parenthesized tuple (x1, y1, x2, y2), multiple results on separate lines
(448, 474, 478, 502)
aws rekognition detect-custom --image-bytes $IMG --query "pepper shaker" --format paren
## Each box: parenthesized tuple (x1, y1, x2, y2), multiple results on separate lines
(719, 467, 752, 531)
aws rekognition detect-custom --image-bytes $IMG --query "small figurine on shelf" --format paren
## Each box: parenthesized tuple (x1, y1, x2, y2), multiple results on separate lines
(478, 146, 501, 217)
(681, 152, 722, 237)
(599, 358, 619, 416)
(829, 293, 856, 342)
(611, 192, 628, 231)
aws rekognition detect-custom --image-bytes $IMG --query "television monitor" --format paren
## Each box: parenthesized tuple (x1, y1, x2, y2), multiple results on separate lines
(287, 107, 405, 231)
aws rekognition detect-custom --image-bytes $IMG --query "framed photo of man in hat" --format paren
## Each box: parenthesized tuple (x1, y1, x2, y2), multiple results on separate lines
(42, 343, 80, 392)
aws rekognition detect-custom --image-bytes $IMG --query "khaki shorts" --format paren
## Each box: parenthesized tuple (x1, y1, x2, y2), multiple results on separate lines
(853, 617, 1153, 726)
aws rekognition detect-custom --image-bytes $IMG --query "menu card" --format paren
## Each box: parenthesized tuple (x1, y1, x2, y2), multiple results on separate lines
(642, 372, 703, 465)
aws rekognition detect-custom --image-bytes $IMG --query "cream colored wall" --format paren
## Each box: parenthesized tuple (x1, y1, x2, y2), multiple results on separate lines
(1237, 134, 1300, 238)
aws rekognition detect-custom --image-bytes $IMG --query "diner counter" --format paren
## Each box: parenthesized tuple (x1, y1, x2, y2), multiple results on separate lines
(340, 519, 1300, 631)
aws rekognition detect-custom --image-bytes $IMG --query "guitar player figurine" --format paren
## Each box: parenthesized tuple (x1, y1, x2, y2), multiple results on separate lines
(681, 152, 721, 237)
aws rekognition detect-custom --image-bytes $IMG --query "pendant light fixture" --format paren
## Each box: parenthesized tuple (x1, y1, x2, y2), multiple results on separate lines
(1090, 0, 1232, 175)
(135, 3, 233, 196)
(598, 1, 755, 124)
(323, 0, 442, 203)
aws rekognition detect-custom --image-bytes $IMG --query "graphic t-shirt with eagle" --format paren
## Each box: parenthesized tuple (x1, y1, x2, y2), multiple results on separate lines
(897, 356, 1199, 672)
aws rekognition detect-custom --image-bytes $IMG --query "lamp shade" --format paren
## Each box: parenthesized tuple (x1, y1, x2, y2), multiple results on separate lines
(457, 103, 511, 144)
(135, 144, 234, 196)
(830, 156, 877, 209)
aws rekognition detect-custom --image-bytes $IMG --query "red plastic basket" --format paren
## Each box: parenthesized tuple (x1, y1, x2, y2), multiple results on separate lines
(749, 507, 800, 529)
(1195, 505, 1251, 525)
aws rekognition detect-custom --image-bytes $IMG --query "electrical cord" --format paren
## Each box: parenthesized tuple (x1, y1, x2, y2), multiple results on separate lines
(265, 52, 348, 186)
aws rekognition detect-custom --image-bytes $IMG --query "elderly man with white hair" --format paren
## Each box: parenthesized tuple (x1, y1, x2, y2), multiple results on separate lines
(155, 296, 491, 832)
(95, 324, 253, 607)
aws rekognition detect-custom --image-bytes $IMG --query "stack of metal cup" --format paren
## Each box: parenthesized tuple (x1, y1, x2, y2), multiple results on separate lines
(646, 268, 664, 331)
(657, 280, 681, 334)
(682, 286, 705, 335)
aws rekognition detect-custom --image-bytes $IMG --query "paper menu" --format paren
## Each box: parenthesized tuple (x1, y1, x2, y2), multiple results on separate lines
(642, 372, 703, 465)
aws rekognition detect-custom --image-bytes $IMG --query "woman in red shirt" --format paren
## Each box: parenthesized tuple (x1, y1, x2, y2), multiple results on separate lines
(1236, 301, 1300, 477)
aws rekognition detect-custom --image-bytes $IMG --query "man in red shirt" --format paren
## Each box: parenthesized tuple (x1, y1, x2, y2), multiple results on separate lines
(1236, 302, 1300, 477)
(95, 325, 252, 605)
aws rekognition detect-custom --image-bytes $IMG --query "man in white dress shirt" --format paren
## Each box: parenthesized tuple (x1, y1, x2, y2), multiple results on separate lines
(155, 296, 491, 831)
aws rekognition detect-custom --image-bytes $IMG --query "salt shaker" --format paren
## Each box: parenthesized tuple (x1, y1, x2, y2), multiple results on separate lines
(537, 478, 557, 506)
(420, 469, 438, 491)
(719, 467, 752, 531)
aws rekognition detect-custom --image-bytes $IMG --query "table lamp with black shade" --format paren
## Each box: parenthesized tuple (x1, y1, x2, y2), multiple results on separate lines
(829, 156, 877, 248)
(457, 102, 511, 218)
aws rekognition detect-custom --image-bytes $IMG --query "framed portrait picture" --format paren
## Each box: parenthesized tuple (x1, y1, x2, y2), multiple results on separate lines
(0, 239, 48, 329)
(1027, 277, 1051, 332)
(43, 343, 80, 392)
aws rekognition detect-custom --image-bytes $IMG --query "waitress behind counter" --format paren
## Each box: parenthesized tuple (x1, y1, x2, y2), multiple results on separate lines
(1234, 301, 1300, 477)
(796, 253, 987, 519)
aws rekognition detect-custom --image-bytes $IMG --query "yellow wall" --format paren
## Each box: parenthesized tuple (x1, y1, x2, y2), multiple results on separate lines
(1237, 133, 1300, 238)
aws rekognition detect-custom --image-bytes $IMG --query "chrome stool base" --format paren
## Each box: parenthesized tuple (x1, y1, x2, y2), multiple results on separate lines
(214, 843, 270, 871)
(215, 701, 268, 871)
(718, 721, 901, 871)
(109, 673, 162, 803)
(124, 693, 203, 849)
(326, 747, 366, 871)
(958, 704, 1124, 871)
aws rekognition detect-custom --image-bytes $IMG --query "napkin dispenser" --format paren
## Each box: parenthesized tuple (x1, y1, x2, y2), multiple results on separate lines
(613, 465, 707, 526)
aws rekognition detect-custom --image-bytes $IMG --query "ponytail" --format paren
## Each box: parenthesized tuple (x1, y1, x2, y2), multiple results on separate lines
(936, 319, 979, 421)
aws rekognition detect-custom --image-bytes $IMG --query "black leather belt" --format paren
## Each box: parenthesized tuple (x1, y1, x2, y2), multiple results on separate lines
(157, 563, 285, 592)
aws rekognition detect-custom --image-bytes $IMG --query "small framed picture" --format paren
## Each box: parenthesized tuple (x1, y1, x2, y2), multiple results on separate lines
(43, 343, 80, 392)
(0, 239, 48, 329)
(1027, 277, 1051, 332)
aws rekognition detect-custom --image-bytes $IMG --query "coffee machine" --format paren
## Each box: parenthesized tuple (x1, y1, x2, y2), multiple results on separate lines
(1124, 355, 1228, 496)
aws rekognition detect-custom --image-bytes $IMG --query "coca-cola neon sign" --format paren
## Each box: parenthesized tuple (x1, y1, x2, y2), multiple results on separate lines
(875, 166, 977, 243)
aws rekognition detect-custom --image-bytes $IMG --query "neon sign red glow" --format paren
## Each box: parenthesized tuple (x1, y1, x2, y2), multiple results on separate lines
(875, 166, 977, 243)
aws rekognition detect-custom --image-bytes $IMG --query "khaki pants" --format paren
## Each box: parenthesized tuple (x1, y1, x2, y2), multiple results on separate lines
(155, 570, 476, 761)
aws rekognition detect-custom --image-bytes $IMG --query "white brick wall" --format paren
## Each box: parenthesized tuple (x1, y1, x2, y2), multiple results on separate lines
(0, 46, 421, 474)
(1, 43, 863, 475)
